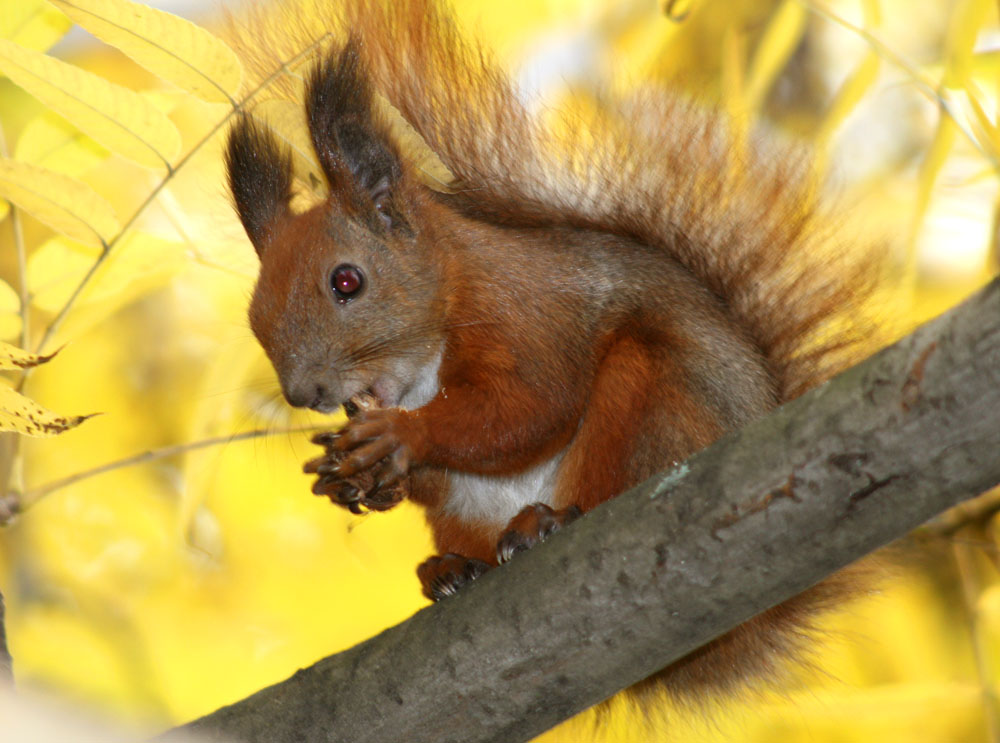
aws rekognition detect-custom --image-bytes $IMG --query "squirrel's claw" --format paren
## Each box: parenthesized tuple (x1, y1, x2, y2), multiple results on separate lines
(496, 503, 582, 564)
(312, 476, 362, 510)
(304, 415, 413, 513)
(334, 409, 415, 483)
(333, 414, 390, 450)
(309, 431, 340, 447)
(372, 447, 411, 490)
(417, 553, 491, 602)
(336, 434, 399, 476)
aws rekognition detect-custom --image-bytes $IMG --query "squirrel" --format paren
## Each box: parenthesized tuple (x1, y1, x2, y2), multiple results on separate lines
(224, 0, 876, 702)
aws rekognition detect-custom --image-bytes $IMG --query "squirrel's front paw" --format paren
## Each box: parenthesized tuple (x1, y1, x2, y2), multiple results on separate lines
(305, 430, 409, 513)
(496, 503, 582, 563)
(332, 407, 416, 487)
(417, 553, 491, 601)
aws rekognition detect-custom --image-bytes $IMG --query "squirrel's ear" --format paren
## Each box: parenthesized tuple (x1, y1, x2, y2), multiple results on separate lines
(305, 39, 405, 228)
(225, 115, 293, 257)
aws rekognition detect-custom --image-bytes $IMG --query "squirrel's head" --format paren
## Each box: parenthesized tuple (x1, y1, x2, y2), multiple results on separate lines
(225, 41, 444, 413)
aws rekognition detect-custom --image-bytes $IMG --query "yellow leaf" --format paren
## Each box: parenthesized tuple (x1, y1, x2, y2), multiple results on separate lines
(0, 341, 57, 370)
(376, 95, 455, 191)
(0, 279, 22, 340)
(142, 88, 189, 115)
(942, 0, 992, 88)
(0, 39, 181, 168)
(720, 25, 748, 153)
(906, 116, 958, 284)
(0, 159, 119, 246)
(0, 199, 8, 221)
(745, 0, 806, 112)
(0, 381, 92, 436)
(964, 81, 1000, 162)
(49, 0, 242, 104)
(0, 0, 71, 52)
(186, 238, 257, 278)
(969, 49, 1000, 79)
(661, 0, 695, 22)
(816, 52, 881, 150)
(15, 111, 108, 177)
(28, 232, 186, 318)
(253, 99, 322, 185)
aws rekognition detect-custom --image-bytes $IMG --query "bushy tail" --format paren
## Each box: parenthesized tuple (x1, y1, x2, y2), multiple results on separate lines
(227, 0, 880, 401)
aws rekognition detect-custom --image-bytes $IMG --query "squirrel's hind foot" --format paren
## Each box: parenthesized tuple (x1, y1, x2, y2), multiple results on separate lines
(496, 503, 581, 564)
(419, 503, 582, 601)
(417, 553, 491, 601)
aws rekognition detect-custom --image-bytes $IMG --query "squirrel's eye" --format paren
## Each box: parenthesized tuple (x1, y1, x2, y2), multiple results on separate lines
(331, 264, 365, 303)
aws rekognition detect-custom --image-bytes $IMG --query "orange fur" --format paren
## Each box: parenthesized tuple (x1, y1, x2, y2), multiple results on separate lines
(224, 0, 881, 709)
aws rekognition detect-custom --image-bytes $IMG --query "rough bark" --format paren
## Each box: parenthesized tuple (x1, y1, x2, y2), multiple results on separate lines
(166, 277, 1000, 743)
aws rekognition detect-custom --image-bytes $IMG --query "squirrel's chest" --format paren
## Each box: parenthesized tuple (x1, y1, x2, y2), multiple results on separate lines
(400, 348, 562, 526)
(442, 454, 562, 526)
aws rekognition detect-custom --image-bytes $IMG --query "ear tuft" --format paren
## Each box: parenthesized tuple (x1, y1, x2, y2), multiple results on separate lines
(225, 114, 294, 256)
(305, 38, 404, 222)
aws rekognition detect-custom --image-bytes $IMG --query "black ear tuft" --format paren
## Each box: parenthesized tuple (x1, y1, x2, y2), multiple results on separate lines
(305, 38, 404, 225)
(225, 114, 294, 256)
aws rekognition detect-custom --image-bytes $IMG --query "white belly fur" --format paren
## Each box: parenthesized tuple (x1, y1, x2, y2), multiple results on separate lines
(444, 453, 562, 527)
(399, 348, 562, 527)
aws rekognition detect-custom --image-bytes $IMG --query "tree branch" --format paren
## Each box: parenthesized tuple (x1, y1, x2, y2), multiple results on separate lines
(165, 276, 1000, 743)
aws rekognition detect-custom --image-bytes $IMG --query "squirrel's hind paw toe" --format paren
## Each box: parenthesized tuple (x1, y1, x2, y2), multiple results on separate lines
(496, 503, 582, 564)
(417, 553, 491, 602)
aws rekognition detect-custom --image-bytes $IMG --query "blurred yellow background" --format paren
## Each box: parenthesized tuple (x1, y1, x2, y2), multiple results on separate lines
(0, 0, 998, 741)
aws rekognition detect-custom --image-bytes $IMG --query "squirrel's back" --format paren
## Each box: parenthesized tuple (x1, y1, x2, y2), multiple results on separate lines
(228, 0, 877, 406)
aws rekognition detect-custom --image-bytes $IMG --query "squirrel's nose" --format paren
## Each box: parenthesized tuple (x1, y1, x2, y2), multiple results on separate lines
(283, 381, 328, 410)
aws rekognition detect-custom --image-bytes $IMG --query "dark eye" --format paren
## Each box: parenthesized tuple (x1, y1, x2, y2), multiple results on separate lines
(331, 264, 365, 303)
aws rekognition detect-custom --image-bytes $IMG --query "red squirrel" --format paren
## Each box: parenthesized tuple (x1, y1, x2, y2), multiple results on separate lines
(225, 0, 874, 700)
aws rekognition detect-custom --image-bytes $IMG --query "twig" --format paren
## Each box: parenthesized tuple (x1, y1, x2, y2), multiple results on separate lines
(0, 122, 29, 351)
(0, 589, 11, 684)
(0, 123, 28, 504)
(17, 424, 327, 513)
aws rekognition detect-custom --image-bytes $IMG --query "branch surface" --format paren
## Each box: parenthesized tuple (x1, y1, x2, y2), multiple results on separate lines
(167, 277, 1000, 743)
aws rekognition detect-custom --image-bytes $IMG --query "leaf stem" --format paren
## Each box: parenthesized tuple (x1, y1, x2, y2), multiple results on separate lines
(0, 122, 29, 499)
(0, 122, 29, 353)
(12, 208, 28, 353)
(0, 589, 11, 684)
